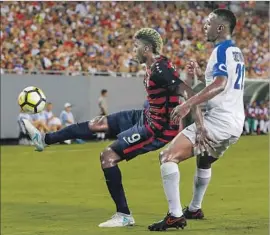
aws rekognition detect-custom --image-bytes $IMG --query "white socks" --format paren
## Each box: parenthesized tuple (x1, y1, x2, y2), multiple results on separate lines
(97, 132, 105, 139)
(160, 162, 182, 217)
(189, 168, 211, 212)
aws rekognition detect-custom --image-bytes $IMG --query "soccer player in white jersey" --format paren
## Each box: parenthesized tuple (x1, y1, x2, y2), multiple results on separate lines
(149, 9, 245, 231)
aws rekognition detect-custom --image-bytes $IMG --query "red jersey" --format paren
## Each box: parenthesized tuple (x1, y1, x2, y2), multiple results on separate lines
(143, 55, 183, 142)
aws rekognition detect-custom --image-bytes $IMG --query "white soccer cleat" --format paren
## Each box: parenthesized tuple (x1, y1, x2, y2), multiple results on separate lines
(21, 118, 45, 152)
(98, 212, 135, 228)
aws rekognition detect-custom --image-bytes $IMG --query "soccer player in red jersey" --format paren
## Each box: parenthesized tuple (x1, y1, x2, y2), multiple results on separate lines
(21, 28, 207, 228)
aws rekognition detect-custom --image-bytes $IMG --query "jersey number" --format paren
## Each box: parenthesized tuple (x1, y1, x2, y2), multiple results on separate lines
(234, 63, 245, 90)
(123, 134, 141, 144)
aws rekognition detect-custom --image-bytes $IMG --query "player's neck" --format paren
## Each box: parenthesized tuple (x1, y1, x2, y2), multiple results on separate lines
(214, 35, 231, 45)
(145, 54, 159, 68)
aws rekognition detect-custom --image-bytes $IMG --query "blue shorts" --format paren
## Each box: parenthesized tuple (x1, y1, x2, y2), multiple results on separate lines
(107, 110, 167, 161)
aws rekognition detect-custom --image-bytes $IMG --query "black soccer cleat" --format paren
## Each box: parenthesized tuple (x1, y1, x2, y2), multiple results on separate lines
(183, 207, 204, 219)
(148, 213, 187, 231)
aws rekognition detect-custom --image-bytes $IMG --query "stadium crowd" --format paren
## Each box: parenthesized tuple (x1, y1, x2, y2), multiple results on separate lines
(1, 1, 269, 78)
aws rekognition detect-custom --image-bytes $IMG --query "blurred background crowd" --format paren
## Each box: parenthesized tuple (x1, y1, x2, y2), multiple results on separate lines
(1, 1, 269, 78)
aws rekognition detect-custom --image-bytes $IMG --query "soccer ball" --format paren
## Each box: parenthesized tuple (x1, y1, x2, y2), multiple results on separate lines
(18, 86, 46, 113)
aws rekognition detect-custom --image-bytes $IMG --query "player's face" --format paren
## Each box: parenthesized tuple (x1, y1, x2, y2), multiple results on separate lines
(133, 39, 147, 64)
(204, 13, 220, 42)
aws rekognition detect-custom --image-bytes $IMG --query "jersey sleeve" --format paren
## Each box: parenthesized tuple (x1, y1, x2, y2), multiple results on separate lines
(151, 60, 183, 88)
(212, 46, 228, 78)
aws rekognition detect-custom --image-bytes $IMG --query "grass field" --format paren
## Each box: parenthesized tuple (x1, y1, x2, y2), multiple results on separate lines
(1, 135, 269, 235)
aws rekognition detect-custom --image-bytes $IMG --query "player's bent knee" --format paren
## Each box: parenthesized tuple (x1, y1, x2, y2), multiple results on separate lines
(100, 147, 121, 169)
(159, 147, 190, 165)
(159, 149, 179, 164)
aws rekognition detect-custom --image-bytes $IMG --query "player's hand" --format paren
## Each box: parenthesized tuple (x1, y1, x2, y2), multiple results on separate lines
(171, 103, 191, 124)
(195, 127, 217, 156)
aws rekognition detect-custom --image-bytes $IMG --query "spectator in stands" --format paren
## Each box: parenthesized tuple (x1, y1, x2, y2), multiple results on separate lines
(246, 101, 259, 134)
(258, 101, 269, 134)
(31, 111, 50, 134)
(244, 103, 250, 135)
(60, 103, 85, 144)
(1, 2, 268, 79)
(44, 102, 62, 132)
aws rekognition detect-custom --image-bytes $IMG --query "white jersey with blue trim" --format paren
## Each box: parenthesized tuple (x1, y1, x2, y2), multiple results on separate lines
(204, 40, 245, 137)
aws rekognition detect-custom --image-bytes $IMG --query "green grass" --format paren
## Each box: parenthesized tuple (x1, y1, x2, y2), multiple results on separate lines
(1, 135, 269, 235)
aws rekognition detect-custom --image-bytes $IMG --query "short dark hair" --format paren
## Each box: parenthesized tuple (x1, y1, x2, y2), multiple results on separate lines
(213, 8, 236, 34)
(101, 89, 107, 95)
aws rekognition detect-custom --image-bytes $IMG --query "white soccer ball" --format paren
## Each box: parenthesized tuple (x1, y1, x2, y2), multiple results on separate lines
(18, 86, 46, 114)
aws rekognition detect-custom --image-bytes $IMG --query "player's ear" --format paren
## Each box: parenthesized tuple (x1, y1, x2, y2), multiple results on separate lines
(144, 46, 149, 52)
(217, 25, 224, 33)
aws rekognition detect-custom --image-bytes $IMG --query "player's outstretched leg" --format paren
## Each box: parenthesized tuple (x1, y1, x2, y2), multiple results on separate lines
(98, 147, 135, 227)
(148, 133, 193, 231)
(21, 116, 107, 151)
(184, 154, 217, 219)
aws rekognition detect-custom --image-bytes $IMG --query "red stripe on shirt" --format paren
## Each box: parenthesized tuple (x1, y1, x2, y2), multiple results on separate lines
(163, 129, 179, 136)
(147, 88, 166, 95)
(123, 136, 155, 154)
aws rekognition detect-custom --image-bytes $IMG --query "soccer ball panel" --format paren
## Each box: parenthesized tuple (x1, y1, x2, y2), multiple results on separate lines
(22, 104, 35, 113)
(18, 91, 26, 106)
(36, 100, 46, 113)
(38, 89, 46, 99)
(27, 92, 41, 106)
(23, 86, 36, 92)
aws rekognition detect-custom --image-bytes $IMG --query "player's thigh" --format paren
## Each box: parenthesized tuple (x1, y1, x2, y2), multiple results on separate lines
(183, 119, 239, 158)
(109, 123, 164, 161)
(107, 110, 143, 137)
(160, 132, 194, 164)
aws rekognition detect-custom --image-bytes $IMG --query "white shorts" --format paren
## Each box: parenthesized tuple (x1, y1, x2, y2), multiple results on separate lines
(48, 117, 61, 126)
(182, 116, 239, 158)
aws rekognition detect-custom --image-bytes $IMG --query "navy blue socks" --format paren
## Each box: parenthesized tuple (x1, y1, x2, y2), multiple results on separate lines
(103, 165, 130, 215)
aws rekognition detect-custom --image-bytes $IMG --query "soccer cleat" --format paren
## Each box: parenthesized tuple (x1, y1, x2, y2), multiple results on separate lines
(148, 213, 187, 231)
(98, 212, 135, 227)
(183, 207, 204, 219)
(21, 118, 45, 152)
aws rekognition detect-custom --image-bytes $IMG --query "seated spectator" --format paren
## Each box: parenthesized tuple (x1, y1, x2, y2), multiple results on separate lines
(44, 102, 62, 132)
(31, 110, 50, 134)
(60, 103, 74, 127)
(60, 103, 85, 144)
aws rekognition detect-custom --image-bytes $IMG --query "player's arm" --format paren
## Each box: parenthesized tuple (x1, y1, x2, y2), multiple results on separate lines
(184, 76, 227, 106)
(171, 76, 227, 122)
(169, 79, 216, 151)
(171, 50, 229, 122)
(168, 82, 204, 129)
